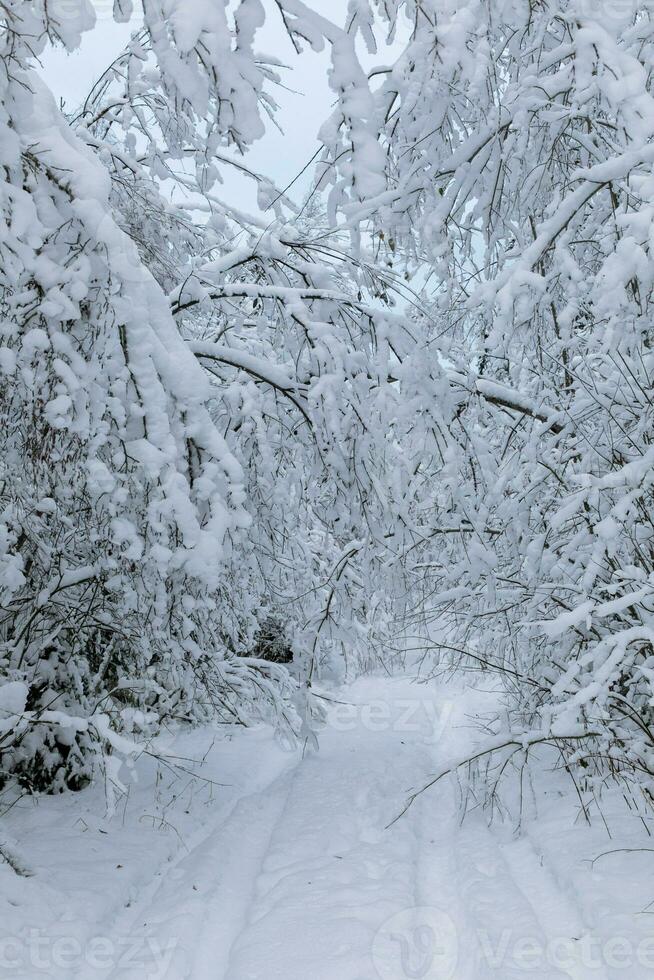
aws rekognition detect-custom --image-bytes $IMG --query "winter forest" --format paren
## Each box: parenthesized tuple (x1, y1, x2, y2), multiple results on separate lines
(3, 0, 654, 977)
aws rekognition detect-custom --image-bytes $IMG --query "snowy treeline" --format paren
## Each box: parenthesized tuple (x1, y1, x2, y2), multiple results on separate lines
(2, 0, 654, 807)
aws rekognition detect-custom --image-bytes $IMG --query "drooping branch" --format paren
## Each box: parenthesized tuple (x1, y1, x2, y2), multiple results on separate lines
(188, 341, 311, 424)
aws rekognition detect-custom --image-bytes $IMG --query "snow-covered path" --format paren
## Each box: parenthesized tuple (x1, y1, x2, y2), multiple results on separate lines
(81, 678, 606, 980)
(3, 675, 652, 980)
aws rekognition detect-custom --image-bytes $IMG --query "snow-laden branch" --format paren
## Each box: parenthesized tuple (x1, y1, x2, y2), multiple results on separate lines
(188, 341, 310, 423)
(171, 282, 362, 316)
(387, 729, 601, 827)
(449, 374, 565, 433)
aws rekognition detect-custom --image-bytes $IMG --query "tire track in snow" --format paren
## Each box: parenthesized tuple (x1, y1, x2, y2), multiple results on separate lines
(72, 737, 298, 980)
(71, 676, 616, 980)
(500, 836, 611, 980)
(183, 766, 300, 980)
(416, 681, 610, 980)
(450, 822, 586, 979)
(212, 677, 446, 980)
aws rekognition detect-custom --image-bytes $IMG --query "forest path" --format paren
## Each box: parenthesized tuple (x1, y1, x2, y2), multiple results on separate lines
(95, 675, 600, 980)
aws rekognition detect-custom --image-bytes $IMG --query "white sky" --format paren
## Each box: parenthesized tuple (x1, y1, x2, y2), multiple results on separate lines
(40, 1, 353, 212)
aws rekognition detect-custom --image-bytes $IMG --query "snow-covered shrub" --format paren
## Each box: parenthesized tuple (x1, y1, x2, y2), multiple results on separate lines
(249, 615, 294, 665)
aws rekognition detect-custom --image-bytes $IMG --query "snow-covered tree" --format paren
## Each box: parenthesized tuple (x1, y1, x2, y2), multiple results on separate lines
(0, 0, 422, 792)
(7, 0, 654, 810)
(320, 0, 654, 803)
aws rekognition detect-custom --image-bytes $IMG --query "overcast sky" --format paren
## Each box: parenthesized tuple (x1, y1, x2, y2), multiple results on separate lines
(40, 1, 355, 213)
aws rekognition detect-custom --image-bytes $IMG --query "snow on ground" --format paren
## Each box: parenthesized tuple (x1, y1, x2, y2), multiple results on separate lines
(1, 675, 654, 979)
